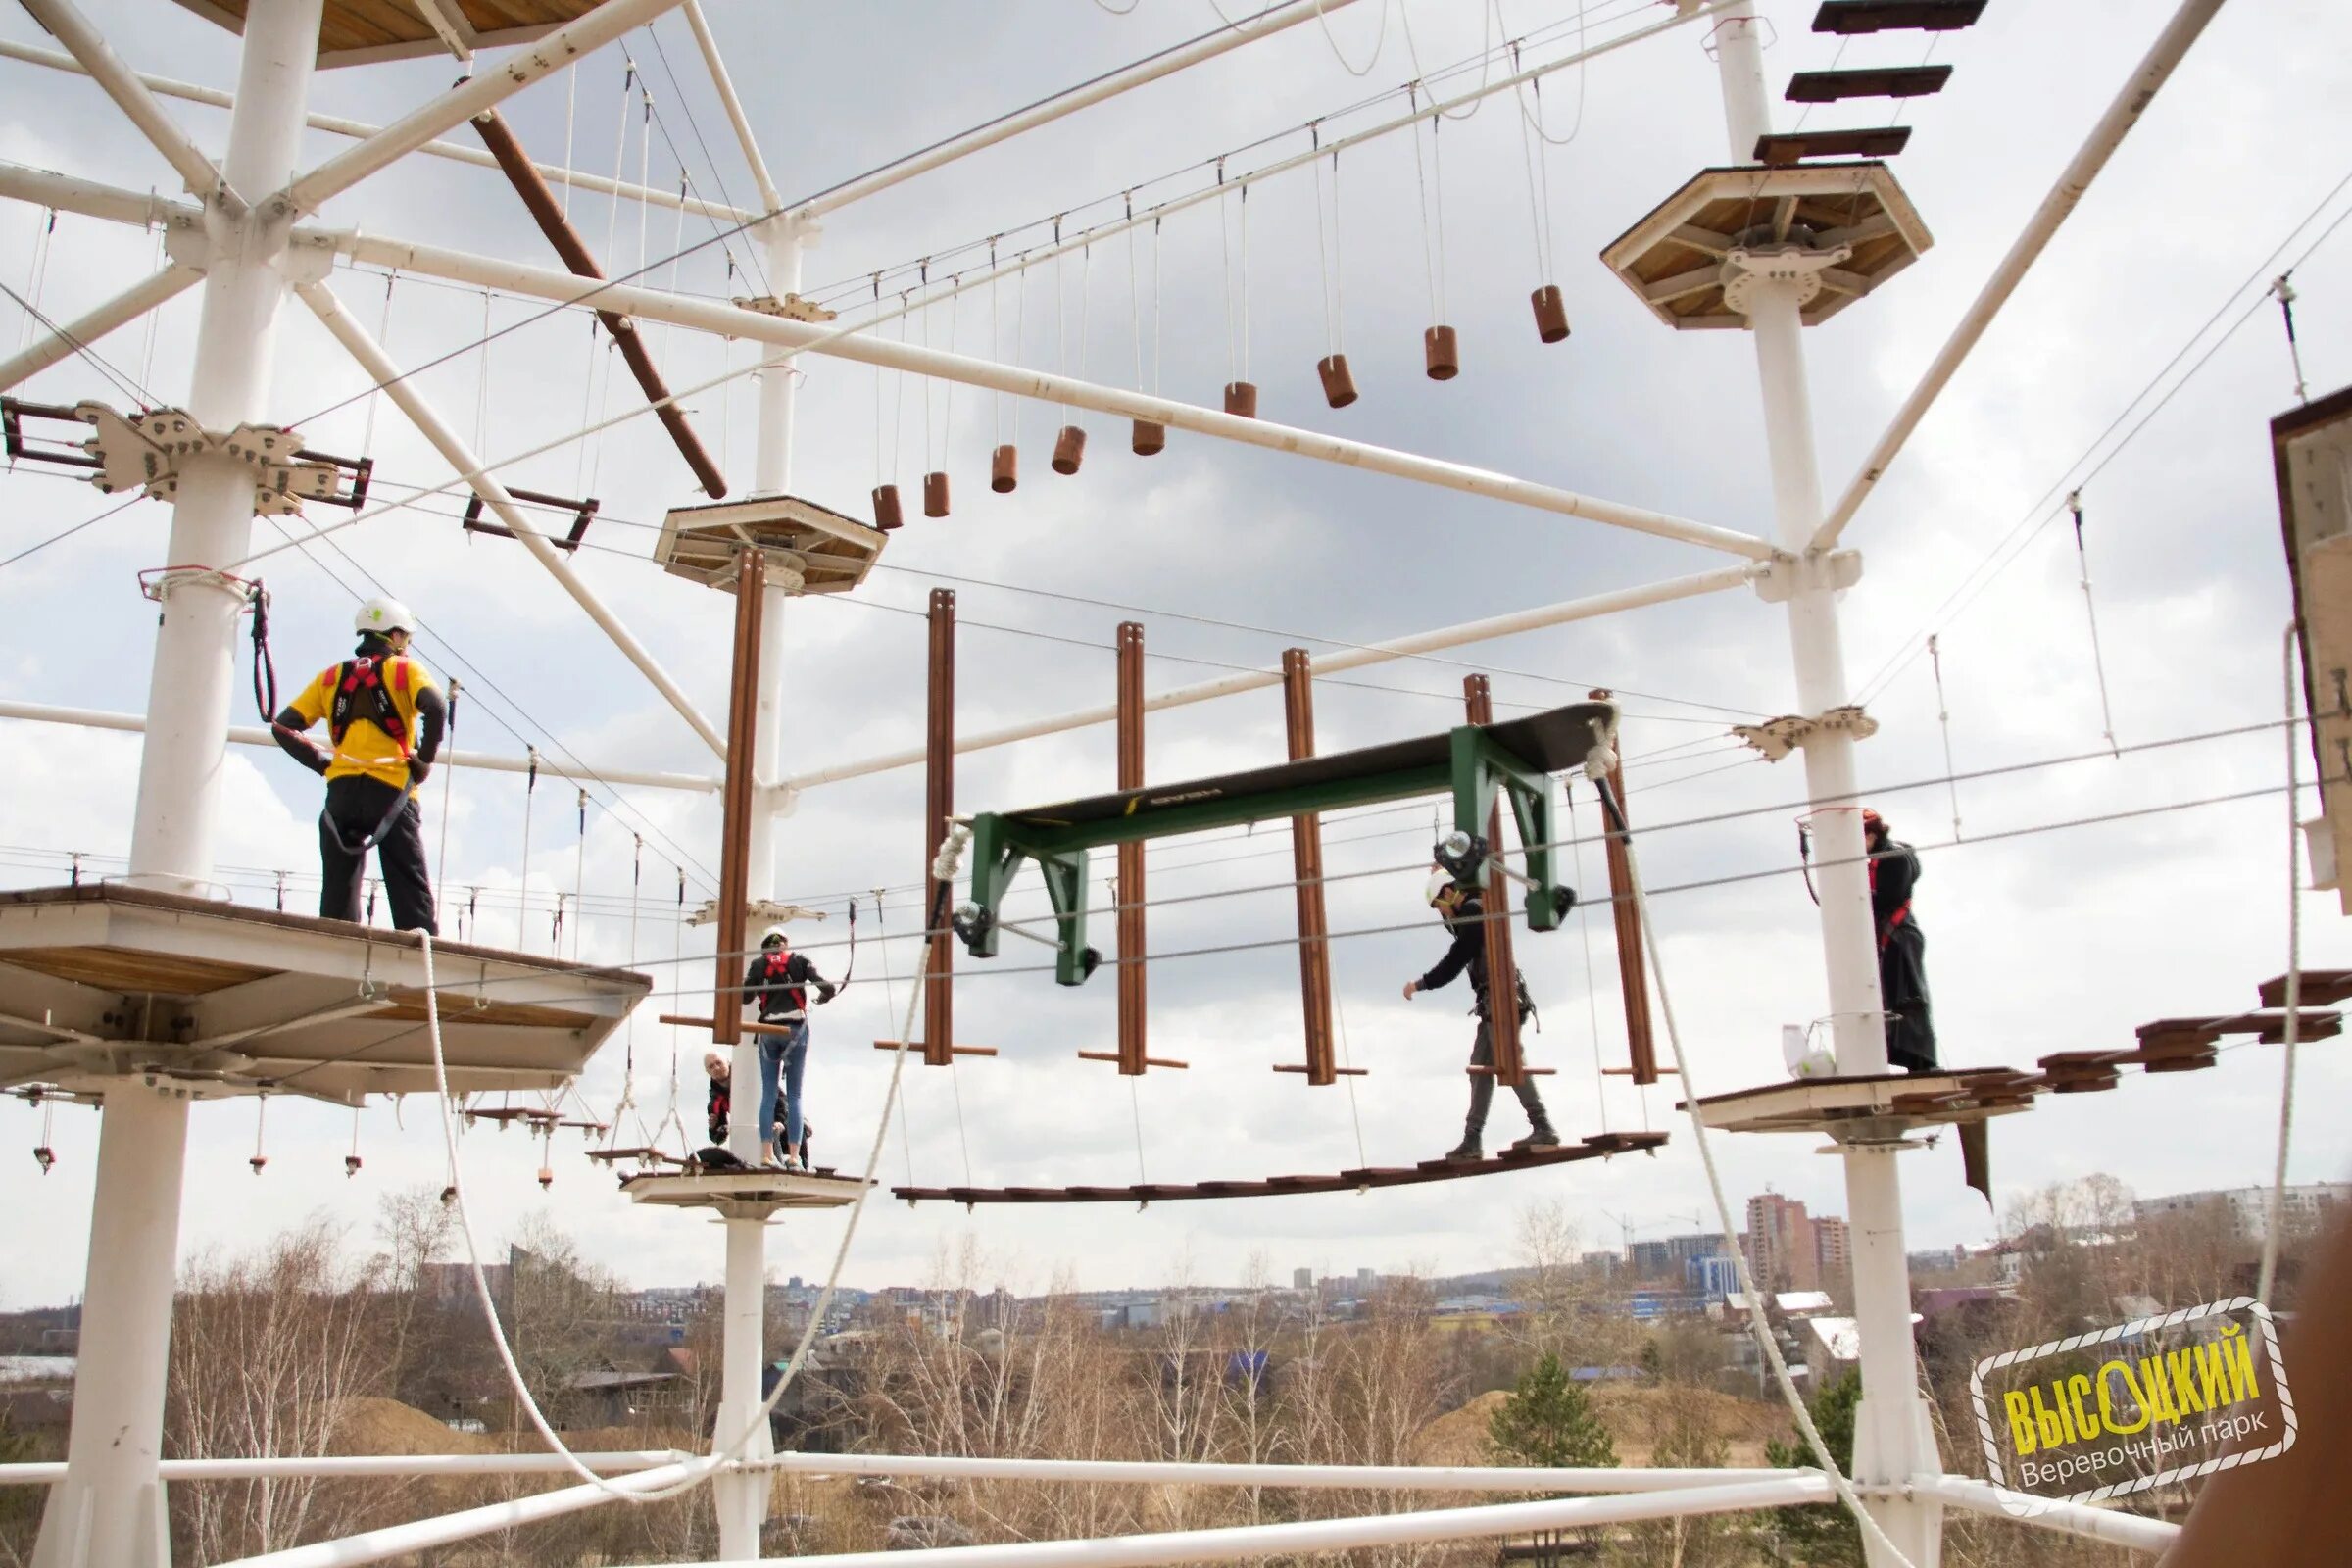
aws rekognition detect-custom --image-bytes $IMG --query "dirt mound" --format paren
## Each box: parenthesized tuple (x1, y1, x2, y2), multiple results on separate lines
(1418, 1384, 1793, 1469)
(329, 1396, 499, 1457)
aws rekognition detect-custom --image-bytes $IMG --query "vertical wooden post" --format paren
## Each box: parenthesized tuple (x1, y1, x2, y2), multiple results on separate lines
(1463, 675, 1524, 1087)
(923, 589, 956, 1067)
(1115, 621, 1148, 1075)
(1282, 650, 1336, 1086)
(1592, 688, 1658, 1086)
(711, 549, 767, 1054)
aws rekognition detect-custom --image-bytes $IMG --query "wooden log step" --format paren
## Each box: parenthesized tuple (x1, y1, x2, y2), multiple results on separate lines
(1754, 127, 1912, 166)
(2259, 971, 2352, 1007)
(1786, 64, 1953, 102)
(1813, 0, 1986, 35)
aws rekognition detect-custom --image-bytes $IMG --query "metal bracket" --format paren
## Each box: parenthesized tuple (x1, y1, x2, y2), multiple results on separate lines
(461, 487, 598, 551)
(1720, 240, 1855, 315)
(76, 404, 346, 515)
(1732, 704, 1881, 761)
(1752, 548, 1863, 603)
(734, 292, 838, 322)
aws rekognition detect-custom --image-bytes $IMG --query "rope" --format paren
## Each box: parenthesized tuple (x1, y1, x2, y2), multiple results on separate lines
(416, 830, 965, 1505)
(571, 789, 590, 962)
(603, 834, 645, 1154)
(1128, 1074, 1148, 1185)
(875, 889, 918, 1185)
(14, 206, 52, 354)
(1312, 0, 1389, 76)
(1927, 638, 1960, 842)
(1219, 172, 1236, 383)
(1429, 116, 1448, 320)
(1152, 218, 1164, 395)
(1313, 135, 1339, 356)
(949, 1054, 975, 1189)
(2067, 493, 2121, 756)
(1600, 776, 1918, 1568)
(1408, 94, 1441, 322)
(435, 680, 461, 895)
(1334, 988, 1368, 1169)
(1126, 203, 1145, 394)
(516, 747, 539, 952)
(359, 270, 396, 458)
(1237, 186, 1250, 381)
(2257, 623, 2306, 1306)
(1076, 245, 1093, 411)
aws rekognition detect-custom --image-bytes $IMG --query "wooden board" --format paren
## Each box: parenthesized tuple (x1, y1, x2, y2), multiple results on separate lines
(167, 0, 608, 66)
(890, 1131, 1667, 1205)
(1, 944, 272, 997)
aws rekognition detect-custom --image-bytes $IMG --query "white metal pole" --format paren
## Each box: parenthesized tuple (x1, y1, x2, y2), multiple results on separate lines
(16, 0, 230, 204)
(1710, 8, 1935, 1566)
(1810, 0, 2230, 552)
(44, 12, 319, 1562)
(297, 280, 727, 757)
(711, 215, 804, 1564)
(30, 1082, 192, 1568)
(608, 1476, 1838, 1568)
(0, 701, 721, 792)
(0, 265, 199, 394)
(307, 230, 1772, 562)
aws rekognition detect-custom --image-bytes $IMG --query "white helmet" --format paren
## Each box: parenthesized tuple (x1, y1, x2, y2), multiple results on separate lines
(760, 924, 789, 948)
(354, 597, 416, 637)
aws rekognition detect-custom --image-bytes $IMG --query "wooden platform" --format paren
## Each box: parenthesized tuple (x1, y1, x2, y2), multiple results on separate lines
(1681, 1068, 2040, 1139)
(1754, 128, 1914, 167)
(622, 1167, 870, 1214)
(1813, 0, 1986, 33)
(890, 1131, 1668, 1206)
(1786, 65, 1952, 103)
(168, 0, 610, 69)
(0, 883, 649, 1102)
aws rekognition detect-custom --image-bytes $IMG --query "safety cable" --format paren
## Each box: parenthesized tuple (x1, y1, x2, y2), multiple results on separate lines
(2256, 625, 2306, 1306)
(1600, 772, 1919, 1568)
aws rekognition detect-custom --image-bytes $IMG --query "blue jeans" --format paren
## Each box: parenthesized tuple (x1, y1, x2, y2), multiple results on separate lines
(757, 1023, 809, 1153)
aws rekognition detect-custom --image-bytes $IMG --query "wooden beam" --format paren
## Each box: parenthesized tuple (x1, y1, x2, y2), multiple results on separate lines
(874, 1041, 996, 1057)
(1283, 650, 1337, 1086)
(1591, 689, 1658, 1087)
(1116, 622, 1148, 1075)
(468, 108, 727, 499)
(924, 590, 956, 1067)
(1463, 675, 1525, 1088)
(1080, 1050, 1187, 1069)
(710, 549, 765, 1050)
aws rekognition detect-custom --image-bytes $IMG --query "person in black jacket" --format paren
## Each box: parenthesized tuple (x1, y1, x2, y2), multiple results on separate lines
(1402, 869, 1558, 1161)
(1865, 809, 1937, 1073)
(742, 925, 835, 1171)
(706, 1049, 815, 1166)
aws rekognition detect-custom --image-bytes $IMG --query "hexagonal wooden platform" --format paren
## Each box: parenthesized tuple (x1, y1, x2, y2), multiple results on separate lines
(0, 883, 649, 1102)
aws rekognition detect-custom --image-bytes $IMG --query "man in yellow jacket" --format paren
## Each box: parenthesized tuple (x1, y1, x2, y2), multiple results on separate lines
(271, 597, 448, 932)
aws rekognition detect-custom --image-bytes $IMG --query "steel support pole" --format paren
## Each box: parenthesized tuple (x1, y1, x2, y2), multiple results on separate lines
(1711, 8, 1935, 1564)
(46, 14, 319, 1558)
(711, 216, 806, 1567)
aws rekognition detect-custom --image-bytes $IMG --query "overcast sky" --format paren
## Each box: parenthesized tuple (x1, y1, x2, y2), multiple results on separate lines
(4, 0, 2351, 1309)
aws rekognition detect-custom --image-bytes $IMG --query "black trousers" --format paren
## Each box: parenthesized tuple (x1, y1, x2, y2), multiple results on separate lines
(1880, 920, 1937, 1073)
(1466, 1017, 1550, 1135)
(319, 774, 437, 933)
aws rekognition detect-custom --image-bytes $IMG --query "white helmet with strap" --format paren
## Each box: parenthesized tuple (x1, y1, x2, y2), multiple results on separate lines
(760, 924, 789, 948)
(354, 597, 416, 637)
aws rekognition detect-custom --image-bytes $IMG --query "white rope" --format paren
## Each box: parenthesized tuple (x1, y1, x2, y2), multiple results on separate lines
(1151, 218, 1164, 395)
(1312, 0, 1389, 76)
(1334, 988, 1368, 1169)
(1314, 141, 1337, 355)
(2068, 493, 2121, 756)
(1076, 245, 1093, 410)
(359, 270, 396, 459)
(1508, 0, 1587, 148)
(434, 679, 461, 897)
(992, 244, 1004, 444)
(920, 271, 934, 468)
(875, 889, 918, 1185)
(1928, 636, 1961, 842)
(2257, 622, 2306, 1306)
(560, 63, 577, 219)
(1014, 257, 1029, 439)
(1126, 208, 1145, 393)
(416, 827, 964, 1505)
(1428, 116, 1448, 319)
(1399, 0, 1494, 122)
(137, 222, 166, 393)
(1128, 1073, 1148, 1184)
(1219, 173, 1236, 382)
(1606, 781, 1918, 1568)
(1408, 98, 1441, 322)
(14, 208, 52, 353)
(515, 748, 538, 953)
(949, 1054, 975, 1189)
(570, 790, 590, 963)
(472, 292, 492, 455)
(944, 278, 960, 455)
(1237, 185, 1250, 381)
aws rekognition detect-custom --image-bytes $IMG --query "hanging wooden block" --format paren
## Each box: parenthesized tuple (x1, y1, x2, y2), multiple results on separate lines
(1053, 424, 1088, 475)
(1224, 380, 1258, 418)
(991, 444, 1018, 493)
(923, 471, 950, 517)
(1132, 419, 1166, 456)
(871, 483, 905, 531)
(1531, 285, 1572, 345)
(1424, 325, 1460, 381)
(1317, 354, 1358, 409)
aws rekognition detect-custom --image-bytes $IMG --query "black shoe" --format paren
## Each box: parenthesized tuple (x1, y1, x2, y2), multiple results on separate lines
(1509, 1126, 1562, 1153)
(1445, 1135, 1484, 1162)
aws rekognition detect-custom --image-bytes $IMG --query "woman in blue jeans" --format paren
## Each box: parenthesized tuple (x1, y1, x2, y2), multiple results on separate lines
(742, 924, 834, 1171)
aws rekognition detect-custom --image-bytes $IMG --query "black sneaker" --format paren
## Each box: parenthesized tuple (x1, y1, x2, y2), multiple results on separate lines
(1445, 1135, 1483, 1162)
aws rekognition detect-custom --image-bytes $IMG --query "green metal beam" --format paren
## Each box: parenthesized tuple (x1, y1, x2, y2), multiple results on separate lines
(956, 719, 1581, 986)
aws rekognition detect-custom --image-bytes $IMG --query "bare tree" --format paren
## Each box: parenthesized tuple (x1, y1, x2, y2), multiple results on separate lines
(166, 1217, 384, 1561)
